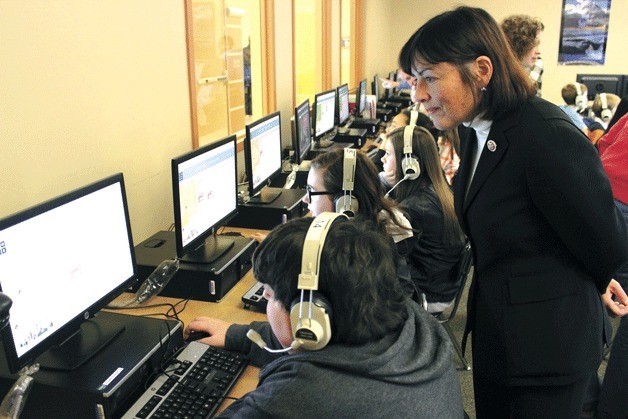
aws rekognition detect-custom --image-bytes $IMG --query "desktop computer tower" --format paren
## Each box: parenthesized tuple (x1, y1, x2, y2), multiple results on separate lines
(349, 117, 381, 135)
(134, 231, 256, 302)
(335, 127, 367, 147)
(0, 312, 184, 419)
(228, 187, 307, 230)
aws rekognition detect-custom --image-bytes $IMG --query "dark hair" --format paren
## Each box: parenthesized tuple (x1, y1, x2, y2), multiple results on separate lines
(606, 95, 628, 131)
(387, 126, 464, 245)
(500, 15, 544, 61)
(253, 216, 407, 344)
(398, 6, 535, 120)
(310, 148, 408, 232)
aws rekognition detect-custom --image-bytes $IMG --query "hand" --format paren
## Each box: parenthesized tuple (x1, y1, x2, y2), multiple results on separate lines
(602, 279, 628, 317)
(250, 232, 268, 243)
(184, 317, 233, 347)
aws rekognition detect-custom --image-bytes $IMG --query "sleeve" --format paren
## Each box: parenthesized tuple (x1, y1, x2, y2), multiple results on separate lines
(526, 118, 628, 292)
(225, 322, 285, 367)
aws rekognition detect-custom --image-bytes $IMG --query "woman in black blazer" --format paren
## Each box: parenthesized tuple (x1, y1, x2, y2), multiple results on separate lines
(399, 6, 628, 417)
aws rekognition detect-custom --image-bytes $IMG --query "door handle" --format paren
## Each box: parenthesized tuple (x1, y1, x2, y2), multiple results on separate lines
(198, 75, 228, 85)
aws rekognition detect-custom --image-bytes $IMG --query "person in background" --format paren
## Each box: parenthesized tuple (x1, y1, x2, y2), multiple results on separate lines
(593, 112, 628, 418)
(589, 92, 621, 145)
(501, 14, 544, 97)
(380, 68, 413, 91)
(381, 125, 465, 313)
(399, 6, 628, 416)
(437, 129, 460, 186)
(185, 215, 464, 417)
(559, 82, 590, 135)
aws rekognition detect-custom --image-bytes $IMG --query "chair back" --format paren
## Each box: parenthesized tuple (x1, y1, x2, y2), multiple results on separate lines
(438, 241, 472, 324)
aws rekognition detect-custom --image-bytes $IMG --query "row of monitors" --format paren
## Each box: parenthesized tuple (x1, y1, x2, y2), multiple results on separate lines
(0, 74, 398, 375)
(576, 73, 628, 100)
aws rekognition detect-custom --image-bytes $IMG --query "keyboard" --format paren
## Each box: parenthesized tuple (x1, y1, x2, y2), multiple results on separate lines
(241, 281, 267, 309)
(122, 341, 248, 418)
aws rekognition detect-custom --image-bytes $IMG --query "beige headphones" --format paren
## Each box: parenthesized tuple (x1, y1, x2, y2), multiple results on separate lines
(401, 125, 421, 180)
(333, 148, 359, 217)
(290, 212, 348, 351)
(600, 93, 612, 122)
(573, 83, 587, 112)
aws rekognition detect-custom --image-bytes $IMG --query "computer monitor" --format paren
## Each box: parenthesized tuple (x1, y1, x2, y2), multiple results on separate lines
(172, 135, 238, 264)
(0, 174, 137, 373)
(244, 112, 283, 204)
(293, 99, 312, 166)
(336, 83, 351, 127)
(372, 74, 380, 100)
(576, 74, 624, 101)
(356, 79, 367, 116)
(313, 89, 337, 141)
(386, 71, 396, 97)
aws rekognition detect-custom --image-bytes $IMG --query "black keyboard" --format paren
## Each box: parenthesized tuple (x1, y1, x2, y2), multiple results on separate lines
(122, 342, 248, 418)
(242, 281, 267, 309)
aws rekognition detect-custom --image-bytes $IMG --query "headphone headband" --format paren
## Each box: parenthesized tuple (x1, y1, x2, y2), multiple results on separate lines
(298, 212, 348, 291)
(342, 148, 356, 192)
(403, 125, 414, 155)
(600, 92, 608, 110)
(573, 82, 582, 96)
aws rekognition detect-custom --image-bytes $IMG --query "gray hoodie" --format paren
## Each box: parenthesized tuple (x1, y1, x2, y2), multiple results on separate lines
(219, 300, 463, 418)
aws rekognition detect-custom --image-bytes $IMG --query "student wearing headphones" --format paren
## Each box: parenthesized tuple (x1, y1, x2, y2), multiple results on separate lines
(184, 215, 463, 417)
(381, 125, 466, 313)
(588, 93, 621, 145)
(559, 82, 589, 135)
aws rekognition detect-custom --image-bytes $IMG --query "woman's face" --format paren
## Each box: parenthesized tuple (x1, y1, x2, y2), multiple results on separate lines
(412, 61, 478, 130)
(522, 32, 542, 69)
(303, 167, 334, 216)
(381, 139, 397, 181)
(262, 285, 293, 348)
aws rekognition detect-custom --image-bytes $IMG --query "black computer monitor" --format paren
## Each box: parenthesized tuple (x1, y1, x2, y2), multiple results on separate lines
(0, 174, 137, 373)
(293, 99, 312, 166)
(576, 74, 624, 101)
(372, 74, 380, 100)
(244, 112, 283, 204)
(172, 135, 238, 264)
(313, 89, 337, 141)
(336, 83, 351, 127)
(356, 79, 367, 116)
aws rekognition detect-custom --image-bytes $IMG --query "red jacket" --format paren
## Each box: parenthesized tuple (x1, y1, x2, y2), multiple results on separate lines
(598, 113, 628, 205)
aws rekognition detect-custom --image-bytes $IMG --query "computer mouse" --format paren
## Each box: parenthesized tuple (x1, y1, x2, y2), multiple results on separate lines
(186, 331, 210, 342)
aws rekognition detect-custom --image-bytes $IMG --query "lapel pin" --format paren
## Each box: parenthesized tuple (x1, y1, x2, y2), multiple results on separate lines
(487, 140, 497, 152)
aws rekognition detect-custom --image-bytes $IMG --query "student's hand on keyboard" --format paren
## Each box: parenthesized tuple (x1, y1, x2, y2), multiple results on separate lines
(185, 317, 232, 348)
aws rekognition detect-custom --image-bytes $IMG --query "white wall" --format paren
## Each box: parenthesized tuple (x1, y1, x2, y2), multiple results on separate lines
(364, 0, 628, 106)
(0, 1, 192, 243)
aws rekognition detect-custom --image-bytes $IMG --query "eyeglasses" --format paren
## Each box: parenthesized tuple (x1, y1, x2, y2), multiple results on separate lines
(305, 186, 336, 202)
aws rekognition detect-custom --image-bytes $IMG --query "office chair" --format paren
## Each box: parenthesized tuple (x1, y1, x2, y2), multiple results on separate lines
(435, 241, 473, 371)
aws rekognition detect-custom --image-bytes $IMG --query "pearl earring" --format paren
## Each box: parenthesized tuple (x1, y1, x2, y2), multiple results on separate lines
(481, 86, 487, 92)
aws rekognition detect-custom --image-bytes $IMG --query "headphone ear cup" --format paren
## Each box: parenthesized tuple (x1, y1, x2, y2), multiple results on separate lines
(600, 93, 613, 122)
(401, 155, 420, 180)
(290, 293, 333, 351)
(333, 192, 359, 218)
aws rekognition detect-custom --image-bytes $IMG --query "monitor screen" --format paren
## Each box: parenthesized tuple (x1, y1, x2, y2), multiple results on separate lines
(245, 112, 283, 204)
(337, 84, 350, 126)
(314, 89, 336, 139)
(0, 174, 137, 373)
(293, 99, 312, 165)
(172, 136, 238, 263)
(356, 79, 367, 116)
(372, 74, 380, 99)
(576, 74, 624, 101)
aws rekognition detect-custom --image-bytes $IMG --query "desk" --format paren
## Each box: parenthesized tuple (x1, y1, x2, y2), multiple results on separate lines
(111, 227, 267, 415)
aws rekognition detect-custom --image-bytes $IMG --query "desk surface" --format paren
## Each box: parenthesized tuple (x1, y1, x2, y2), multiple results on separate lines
(111, 227, 267, 414)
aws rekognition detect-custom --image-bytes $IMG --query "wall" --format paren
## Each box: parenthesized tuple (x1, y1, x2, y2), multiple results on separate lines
(364, 0, 628, 106)
(0, 1, 192, 244)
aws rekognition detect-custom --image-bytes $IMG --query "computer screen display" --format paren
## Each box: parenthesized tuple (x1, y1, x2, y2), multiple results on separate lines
(576, 74, 624, 100)
(356, 79, 367, 116)
(314, 89, 336, 139)
(293, 99, 312, 165)
(337, 84, 351, 126)
(0, 174, 137, 373)
(245, 112, 283, 204)
(172, 136, 238, 263)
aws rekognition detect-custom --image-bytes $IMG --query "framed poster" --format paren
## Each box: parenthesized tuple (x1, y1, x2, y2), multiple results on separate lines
(558, 0, 612, 65)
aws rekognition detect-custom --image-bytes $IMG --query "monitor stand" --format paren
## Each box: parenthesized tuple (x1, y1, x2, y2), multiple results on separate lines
(36, 315, 125, 372)
(248, 186, 282, 204)
(181, 234, 235, 264)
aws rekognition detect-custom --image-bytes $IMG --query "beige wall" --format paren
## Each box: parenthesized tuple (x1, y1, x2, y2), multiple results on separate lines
(364, 0, 628, 106)
(0, 1, 192, 244)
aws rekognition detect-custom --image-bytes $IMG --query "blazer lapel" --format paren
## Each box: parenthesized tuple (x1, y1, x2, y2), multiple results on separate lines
(454, 127, 476, 233)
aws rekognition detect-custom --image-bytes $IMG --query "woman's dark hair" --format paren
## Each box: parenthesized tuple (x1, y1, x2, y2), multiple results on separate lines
(253, 216, 407, 344)
(310, 148, 408, 232)
(398, 6, 536, 120)
(387, 126, 464, 245)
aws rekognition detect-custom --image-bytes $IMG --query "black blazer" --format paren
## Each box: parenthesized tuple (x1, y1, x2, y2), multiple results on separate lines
(455, 97, 627, 386)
